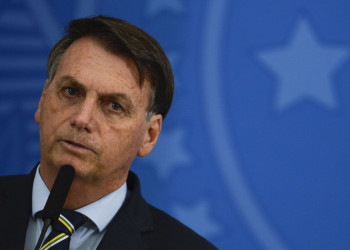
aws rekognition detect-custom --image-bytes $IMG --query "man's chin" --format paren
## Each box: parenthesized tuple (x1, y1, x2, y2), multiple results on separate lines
(68, 163, 99, 181)
(50, 151, 92, 168)
(46, 158, 94, 179)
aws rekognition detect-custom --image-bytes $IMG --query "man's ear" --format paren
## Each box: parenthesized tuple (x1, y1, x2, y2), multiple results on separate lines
(137, 114, 163, 157)
(34, 80, 48, 124)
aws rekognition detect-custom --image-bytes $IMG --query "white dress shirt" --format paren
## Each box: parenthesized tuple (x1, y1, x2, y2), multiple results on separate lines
(25, 166, 127, 250)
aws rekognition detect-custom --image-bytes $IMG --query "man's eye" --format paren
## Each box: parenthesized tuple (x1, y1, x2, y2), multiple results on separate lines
(64, 87, 78, 96)
(110, 102, 122, 111)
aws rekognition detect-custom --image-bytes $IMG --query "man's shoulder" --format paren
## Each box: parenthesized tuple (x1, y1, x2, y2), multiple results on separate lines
(0, 172, 29, 181)
(0, 173, 30, 191)
(0, 172, 34, 249)
(144, 203, 217, 249)
(123, 171, 217, 249)
(0, 172, 33, 203)
(0, 171, 33, 184)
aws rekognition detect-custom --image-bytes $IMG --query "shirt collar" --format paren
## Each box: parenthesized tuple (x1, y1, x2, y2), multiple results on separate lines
(32, 165, 127, 232)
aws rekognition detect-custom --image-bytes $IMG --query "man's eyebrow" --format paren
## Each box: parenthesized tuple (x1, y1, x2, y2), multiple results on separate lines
(100, 93, 133, 108)
(102, 93, 128, 101)
(57, 75, 85, 88)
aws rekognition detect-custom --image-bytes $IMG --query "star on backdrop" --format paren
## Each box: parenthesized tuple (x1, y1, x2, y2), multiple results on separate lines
(173, 200, 222, 237)
(75, 0, 97, 18)
(26, 0, 62, 45)
(257, 19, 349, 112)
(0, 9, 34, 28)
(166, 51, 180, 72)
(0, 5, 52, 71)
(146, 128, 192, 179)
(145, 0, 183, 17)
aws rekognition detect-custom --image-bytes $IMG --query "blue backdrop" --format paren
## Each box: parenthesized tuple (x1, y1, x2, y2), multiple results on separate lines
(1, 0, 350, 249)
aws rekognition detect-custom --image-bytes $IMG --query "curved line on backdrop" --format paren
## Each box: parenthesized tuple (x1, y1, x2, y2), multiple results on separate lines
(201, 0, 288, 249)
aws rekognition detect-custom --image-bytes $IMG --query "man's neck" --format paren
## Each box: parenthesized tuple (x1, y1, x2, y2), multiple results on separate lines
(39, 164, 128, 210)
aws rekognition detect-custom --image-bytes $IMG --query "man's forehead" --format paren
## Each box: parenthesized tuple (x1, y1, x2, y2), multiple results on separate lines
(60, 37, 143, 86)
(55, 41, 141, 84)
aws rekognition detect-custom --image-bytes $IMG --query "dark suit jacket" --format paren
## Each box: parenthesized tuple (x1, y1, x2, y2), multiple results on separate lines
(0, 167, 217, 250)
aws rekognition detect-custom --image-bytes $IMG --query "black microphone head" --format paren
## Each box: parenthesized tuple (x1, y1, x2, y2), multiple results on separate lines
(42, 165, 75, 222)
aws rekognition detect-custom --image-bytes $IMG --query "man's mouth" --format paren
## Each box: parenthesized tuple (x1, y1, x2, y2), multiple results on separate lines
(66, 140, 86, 148)
(61, 140, 93, 153)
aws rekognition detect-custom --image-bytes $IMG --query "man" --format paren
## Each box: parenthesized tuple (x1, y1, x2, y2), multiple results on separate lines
(0, 16, 216, 249)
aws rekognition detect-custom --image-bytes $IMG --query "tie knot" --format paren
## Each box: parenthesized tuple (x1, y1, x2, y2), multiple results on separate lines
(51, 209, 87, 236)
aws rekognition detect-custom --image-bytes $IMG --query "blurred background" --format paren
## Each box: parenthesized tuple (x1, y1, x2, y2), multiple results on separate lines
(1, 0, 350, 249)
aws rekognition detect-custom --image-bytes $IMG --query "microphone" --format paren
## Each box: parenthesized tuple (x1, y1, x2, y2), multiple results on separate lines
(34, 165, 75, 250)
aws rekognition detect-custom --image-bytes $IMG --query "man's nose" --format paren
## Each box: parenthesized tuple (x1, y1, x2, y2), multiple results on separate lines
(70, 97, 97, 132)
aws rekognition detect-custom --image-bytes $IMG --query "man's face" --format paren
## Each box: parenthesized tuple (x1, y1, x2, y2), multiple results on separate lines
(35, 37, 162, 188)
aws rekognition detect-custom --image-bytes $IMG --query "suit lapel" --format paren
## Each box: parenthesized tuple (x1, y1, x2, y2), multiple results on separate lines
(97, 171, 153, 250)
(97, 213, 149, 250)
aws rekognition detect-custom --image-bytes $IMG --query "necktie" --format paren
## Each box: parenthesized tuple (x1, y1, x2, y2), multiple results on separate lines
(40, 209, 87, 250)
